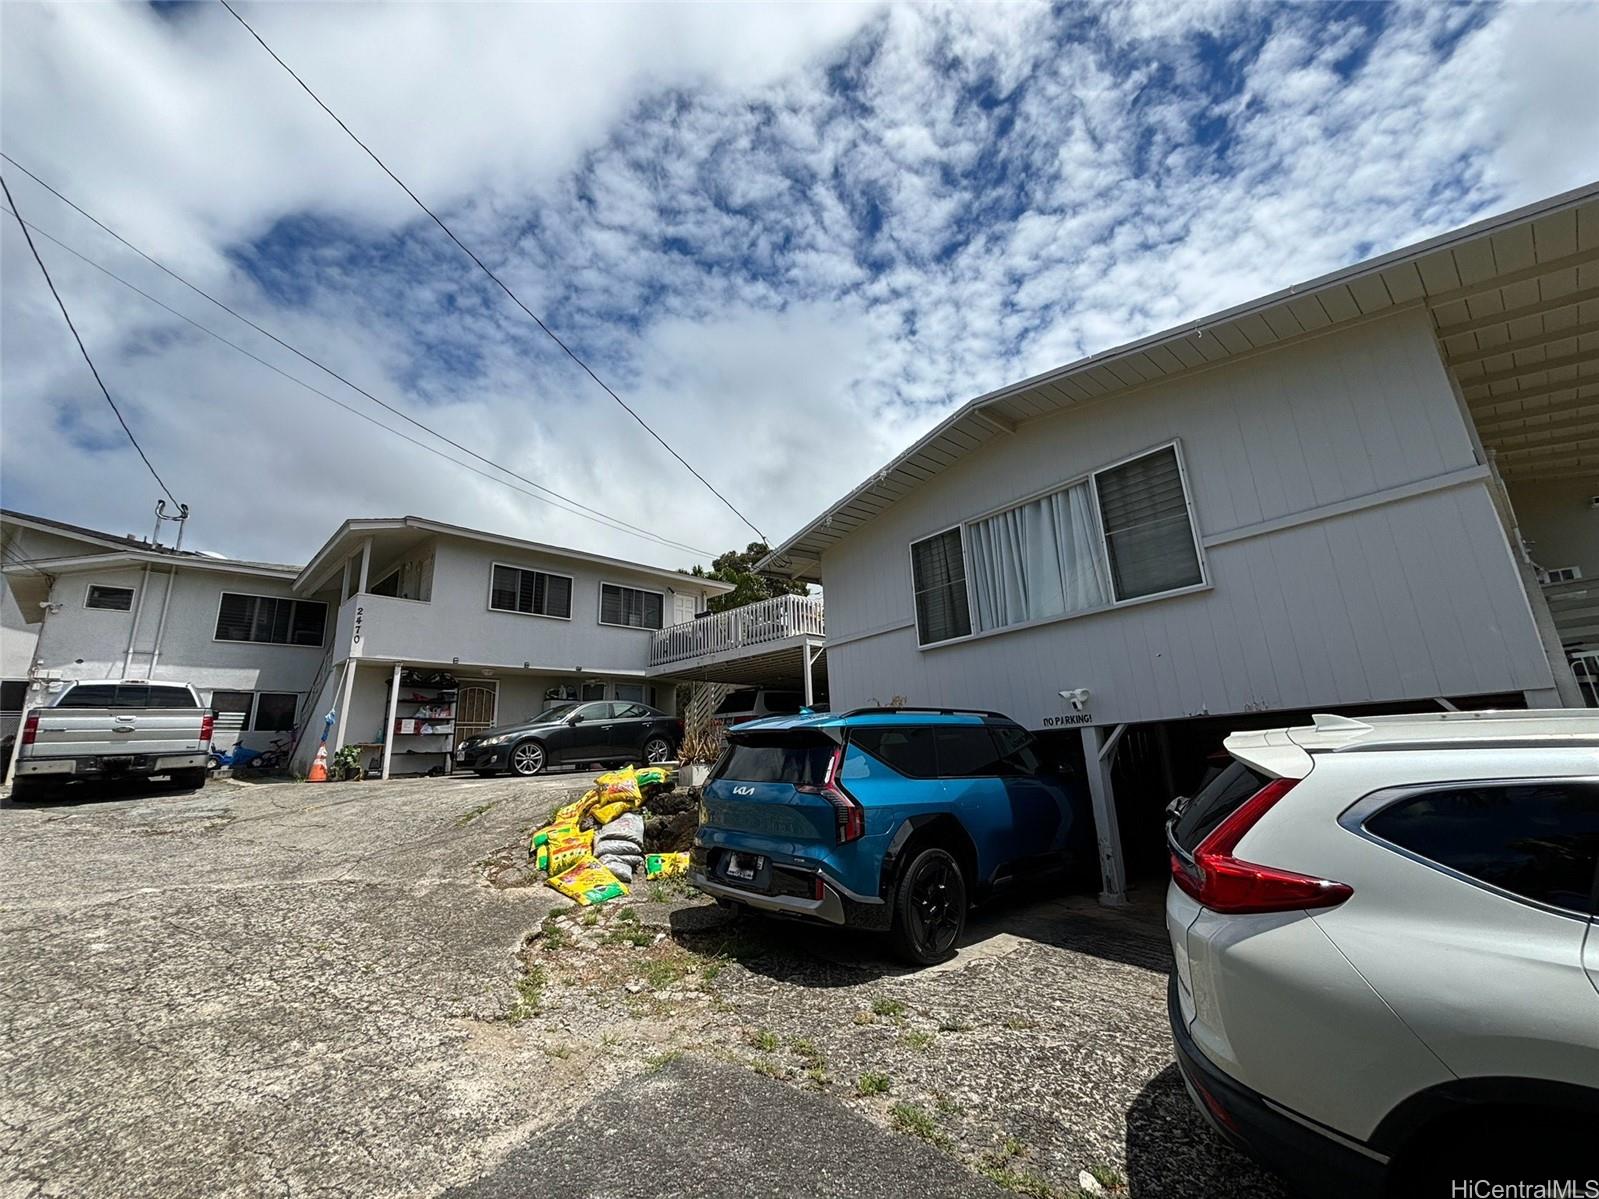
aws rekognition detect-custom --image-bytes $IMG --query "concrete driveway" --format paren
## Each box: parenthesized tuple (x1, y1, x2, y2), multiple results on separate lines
(0, 774, 1282, 1199)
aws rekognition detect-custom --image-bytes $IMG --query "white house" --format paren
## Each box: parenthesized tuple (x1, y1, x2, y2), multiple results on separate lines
(759, 182, 1599, 903)
(1, 510, 737, 779)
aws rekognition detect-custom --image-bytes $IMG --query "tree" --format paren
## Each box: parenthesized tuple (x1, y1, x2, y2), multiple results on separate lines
(691, 542, 810, 613)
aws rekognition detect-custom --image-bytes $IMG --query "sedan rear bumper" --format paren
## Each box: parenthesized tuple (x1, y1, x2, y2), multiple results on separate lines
(1168, 977, 1387, 1199)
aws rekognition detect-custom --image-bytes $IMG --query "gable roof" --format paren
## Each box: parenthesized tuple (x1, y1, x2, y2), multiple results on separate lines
(294, 516, 734, 595)
(760, 181, 1599, 582)
(0, 509, 300, 575)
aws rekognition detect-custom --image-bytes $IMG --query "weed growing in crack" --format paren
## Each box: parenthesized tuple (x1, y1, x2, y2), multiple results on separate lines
(872, 997, 908, 1019)
(902, 1029, 935, 1051)
(856, 1071, 891, 1096)
(645, 1049, 684, 1073)
(747, 1028, 779, 1052)
(506, 965, 545, 1024)
(888, 1103, 948, 1147)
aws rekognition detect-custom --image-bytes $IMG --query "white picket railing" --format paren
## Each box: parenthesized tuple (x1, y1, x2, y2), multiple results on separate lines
(649, 593, 825, 667)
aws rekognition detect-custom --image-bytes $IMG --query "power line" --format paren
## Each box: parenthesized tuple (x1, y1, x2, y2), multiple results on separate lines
(217, 0, 769, 545)
(0, 203, 714, 559)
(0, 173, 181, 509)
(0, 155, 713, 559)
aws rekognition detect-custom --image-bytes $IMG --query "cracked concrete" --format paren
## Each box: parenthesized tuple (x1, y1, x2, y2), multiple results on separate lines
(0, 775, 569, 1199)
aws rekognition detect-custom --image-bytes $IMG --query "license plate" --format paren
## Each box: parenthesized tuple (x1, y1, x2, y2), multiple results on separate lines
(725, 852, 762, 882)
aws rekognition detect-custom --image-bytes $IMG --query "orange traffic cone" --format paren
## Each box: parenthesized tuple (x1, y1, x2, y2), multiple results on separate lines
(307, 744, 329, 783)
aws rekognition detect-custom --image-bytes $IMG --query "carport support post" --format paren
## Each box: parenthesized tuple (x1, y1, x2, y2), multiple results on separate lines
(380, 663, 402, 780)
(332, 661, 357, 753)
(1081, 724, 1128, 908)
(802, 638, 815, 707)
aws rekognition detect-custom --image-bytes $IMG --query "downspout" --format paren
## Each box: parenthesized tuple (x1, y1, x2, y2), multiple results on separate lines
(144, 567, 178, 679)
(121, 564, 153, 679)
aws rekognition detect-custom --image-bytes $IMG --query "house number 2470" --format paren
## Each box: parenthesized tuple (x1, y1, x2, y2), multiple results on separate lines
(351, 606, 365, 647)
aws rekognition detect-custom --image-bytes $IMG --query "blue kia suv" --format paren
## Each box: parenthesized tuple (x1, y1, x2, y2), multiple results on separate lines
(689, 708, 1092, 964)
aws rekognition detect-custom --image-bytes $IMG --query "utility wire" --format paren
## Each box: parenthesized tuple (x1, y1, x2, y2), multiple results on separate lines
(0, 155, 713, 559)
(0, 204, 714, 559)
(217, 0, 769, 545)
(0, 173, 181, 508)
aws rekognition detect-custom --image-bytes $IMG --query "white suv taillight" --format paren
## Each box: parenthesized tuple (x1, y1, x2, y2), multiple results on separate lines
(1170, 777, 1352, 914)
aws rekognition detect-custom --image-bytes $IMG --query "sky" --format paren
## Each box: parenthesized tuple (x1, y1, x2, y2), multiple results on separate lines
(2, 0, 1597, 571)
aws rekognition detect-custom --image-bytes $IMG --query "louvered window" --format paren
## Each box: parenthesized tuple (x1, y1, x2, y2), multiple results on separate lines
(1094, 446, 1202, 601)
(215, 593, 327, 646)
(910, 528, 972, 645)
(489, 565, 573, 618)
(600, 583, 664, 629)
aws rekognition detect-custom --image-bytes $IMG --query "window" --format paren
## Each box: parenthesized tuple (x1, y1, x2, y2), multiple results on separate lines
(910, 528, 971, 645)
(1, 680, 26, 714)
(57, 682, 198, 709)
(253, 693, 298, 731)
(1170, 759, 1274, 852)
(571, 702, 613, 723)
(1544, 566, 1583, 584)
(580, 682, 606, 701)
(1094, 445, 1202, 602)
(211, 689, 253, 733)
(370, 555, 433, 601)
(490, 565, 572, 618)
(85, 584, 135, 611)
(1365, 782, 1599, 914)
(615, 703, 652, 719)
(215, 593, 328, 646)
(849, 726, 939, 778)
(967, 481, 1110, 631)
(600, 583, 664, 629)
(715, 732, 836, 785)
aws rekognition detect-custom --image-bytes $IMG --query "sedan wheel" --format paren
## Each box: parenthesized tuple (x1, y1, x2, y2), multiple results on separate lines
(510, 741, 545, 777)
(643, 735, 673, 764)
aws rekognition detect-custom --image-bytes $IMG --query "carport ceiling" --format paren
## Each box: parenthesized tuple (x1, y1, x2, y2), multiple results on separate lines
(660, 645, 828, 690)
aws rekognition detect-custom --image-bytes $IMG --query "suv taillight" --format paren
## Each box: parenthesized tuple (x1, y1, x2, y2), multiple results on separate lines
(21, 713, 39, 746)
(1170, 777, 1352, 914)
(798, 744, 864, 844)
(199, 714, 214, 744)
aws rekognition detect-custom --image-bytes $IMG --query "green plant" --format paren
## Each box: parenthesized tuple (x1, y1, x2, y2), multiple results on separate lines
(506, 965, 545, 1024)
(604, 925, 654, 948)
(901, 1029, 935, 1051)
(455, 801, 496, 826)
(645, 1049, 684, 1073)
(1087, 1165, 1124, 1189)
(976, 1165, 1057, 1198)
(789, 1037, 824, 1064)
(617, 907, 639, 924)
(331, 745, 365, 781)
(871, 998, 907, 1019)
(805, 1067, 828, 1086)
(581, 910, 600, 927)
(540, 915, 569, 952)
(933, 1092, 959, 1116)
(747, 1028, 779, 1052)
(855, 1071, 891, 1096)
(643, 955, 692, 990)
(888, 1103, 946, 1146)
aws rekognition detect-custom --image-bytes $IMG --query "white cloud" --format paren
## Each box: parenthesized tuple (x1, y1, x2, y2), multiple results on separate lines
(2, 1, 1596, 572)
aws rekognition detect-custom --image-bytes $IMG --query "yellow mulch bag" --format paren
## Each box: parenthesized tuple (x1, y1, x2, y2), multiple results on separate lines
(546, 829, 595, 876)
(548, 855, 628, 906)
(550, 792, 601, 827)
(529, 820, 584, 869)
(588, 765, 658, 825)
(644, 852, 690, 880)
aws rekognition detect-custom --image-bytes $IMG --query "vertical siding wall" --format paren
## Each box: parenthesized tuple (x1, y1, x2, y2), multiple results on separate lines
(820, 309, 1556, 727)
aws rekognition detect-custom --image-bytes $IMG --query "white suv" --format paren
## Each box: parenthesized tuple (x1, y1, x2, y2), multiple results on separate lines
(1166, 709, 1599, 1196)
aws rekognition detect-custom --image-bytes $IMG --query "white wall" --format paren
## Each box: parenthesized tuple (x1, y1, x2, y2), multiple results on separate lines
(1508, 477, 1599, 581)
(2, 525, 118, 681)
(335, 533, 716, 674)
(816, 308, 1556, 728)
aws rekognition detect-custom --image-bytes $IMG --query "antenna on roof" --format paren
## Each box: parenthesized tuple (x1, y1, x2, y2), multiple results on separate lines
(151, 500, 190, 551)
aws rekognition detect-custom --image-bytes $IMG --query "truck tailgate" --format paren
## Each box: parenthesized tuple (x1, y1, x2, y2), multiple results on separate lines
(30, 708, 209, 758)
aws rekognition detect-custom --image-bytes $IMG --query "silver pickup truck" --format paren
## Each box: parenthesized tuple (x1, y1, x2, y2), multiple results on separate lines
(10, 680, 213, 798)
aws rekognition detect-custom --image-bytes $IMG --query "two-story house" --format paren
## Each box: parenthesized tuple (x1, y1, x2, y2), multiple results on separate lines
(1, 510, 732, 780)
(758, 181, 1599, 903)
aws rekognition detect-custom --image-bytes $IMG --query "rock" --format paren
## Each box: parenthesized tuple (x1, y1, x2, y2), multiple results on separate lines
(625, 982, 645, 994)
(1077, 1171, 1104, 1196)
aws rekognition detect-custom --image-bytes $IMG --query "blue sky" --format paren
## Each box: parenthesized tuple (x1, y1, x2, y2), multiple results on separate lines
(2, 1, 1596, 566)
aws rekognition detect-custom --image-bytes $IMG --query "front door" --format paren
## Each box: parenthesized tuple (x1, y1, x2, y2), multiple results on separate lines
(453, 684, 498, 758)
(672, 593, 697, 625)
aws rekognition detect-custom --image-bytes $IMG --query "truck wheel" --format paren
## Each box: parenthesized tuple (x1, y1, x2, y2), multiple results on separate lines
(173, 767, 208, 792)
(8, 776, 51, 802)
(890, 846, 967, 966)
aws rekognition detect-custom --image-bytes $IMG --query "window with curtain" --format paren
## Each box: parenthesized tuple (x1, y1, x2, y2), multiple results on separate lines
(490, 565, 572, 618)
(966, 480, 1111, 632)
(910, 529, 971, 645)
(1094, 446, 1202, 601)
(600, 583, 664, 629)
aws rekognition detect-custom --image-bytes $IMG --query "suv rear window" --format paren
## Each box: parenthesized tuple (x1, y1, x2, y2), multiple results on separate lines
(1365, 782, 1599, 914)
(717, 733, 835, 785)
(1170, 758, 1274, 851)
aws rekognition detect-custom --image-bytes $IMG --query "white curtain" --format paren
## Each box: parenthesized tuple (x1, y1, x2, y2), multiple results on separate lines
(967, 482, 1110, 631)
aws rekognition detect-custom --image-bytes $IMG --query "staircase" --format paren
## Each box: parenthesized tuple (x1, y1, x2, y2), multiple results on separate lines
(1544, 577, 1599, 707)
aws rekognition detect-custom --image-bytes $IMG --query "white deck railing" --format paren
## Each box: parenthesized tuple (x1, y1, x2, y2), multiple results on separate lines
(649, 593, 825, 667)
